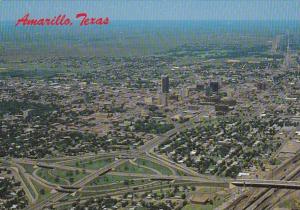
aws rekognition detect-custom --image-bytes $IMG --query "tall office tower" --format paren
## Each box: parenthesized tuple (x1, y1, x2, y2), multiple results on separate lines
(210, 81, 219, 93)
(161, 75, 169, 93)
(160, 93, 168, 107)
(179, 86, 189, 101)
(284, 33, 292, 70)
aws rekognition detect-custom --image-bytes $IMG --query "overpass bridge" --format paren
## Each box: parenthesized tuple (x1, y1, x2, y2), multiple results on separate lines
(232, 179, 300, 190)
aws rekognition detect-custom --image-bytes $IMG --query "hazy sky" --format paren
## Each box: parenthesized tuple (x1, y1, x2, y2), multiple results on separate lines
(0, 0, 300, 21)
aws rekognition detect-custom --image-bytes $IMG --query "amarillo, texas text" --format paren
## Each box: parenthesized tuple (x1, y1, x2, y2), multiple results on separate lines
(16, 13, 110, 26)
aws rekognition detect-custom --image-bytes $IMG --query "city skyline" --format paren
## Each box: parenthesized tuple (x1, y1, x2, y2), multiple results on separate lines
(0, 1, 299, 210)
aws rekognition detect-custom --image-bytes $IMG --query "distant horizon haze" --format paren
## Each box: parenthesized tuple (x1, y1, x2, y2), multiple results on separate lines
(0, 0, 299, 21)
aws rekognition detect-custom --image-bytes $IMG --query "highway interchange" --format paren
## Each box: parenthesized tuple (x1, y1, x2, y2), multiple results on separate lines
(2, 115, 300, 210)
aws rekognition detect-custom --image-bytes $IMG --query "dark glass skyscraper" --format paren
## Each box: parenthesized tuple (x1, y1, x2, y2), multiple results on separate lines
(210, 81, 219, 92)
(161, 75, 169, 93)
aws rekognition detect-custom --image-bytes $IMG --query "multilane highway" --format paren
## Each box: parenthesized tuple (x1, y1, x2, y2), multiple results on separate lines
(218, 151, 300, 210)
(19, 114, 210, 210)
(7, 113, 298, 210)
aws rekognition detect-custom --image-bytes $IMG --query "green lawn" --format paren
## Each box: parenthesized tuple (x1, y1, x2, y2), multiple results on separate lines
(36, 168, 68, 185)
(182, 204, 204, 210)
(67, 158, 114, 170)
(183, 204, 222, 210)
(36, 168, 88, 185)
(183, 194, 227, 210)
(20, 163, 36, 174)
(88, 175, 136, 185)
(115, 161, 156, 174)
(51, 169, 88, 184)
(135, 158, 173, 175)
